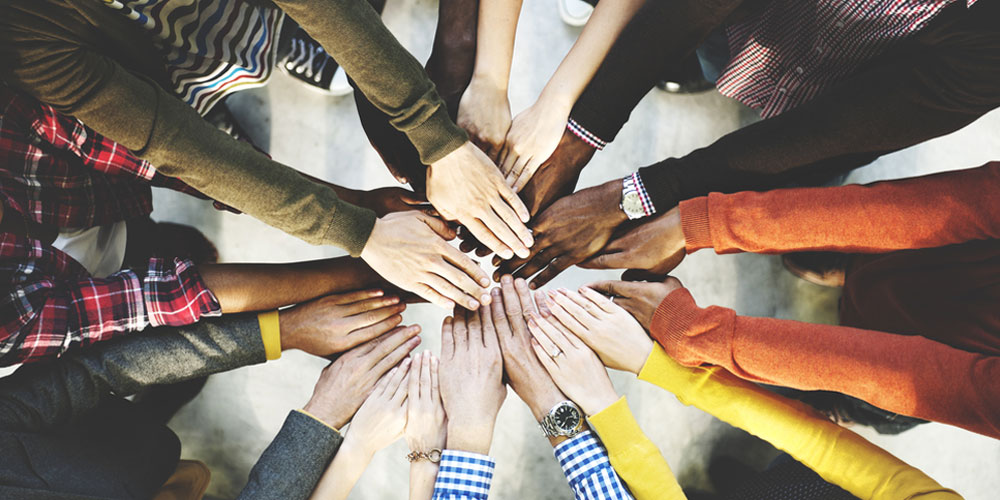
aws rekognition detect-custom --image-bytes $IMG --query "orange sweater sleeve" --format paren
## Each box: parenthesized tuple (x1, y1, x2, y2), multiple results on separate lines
(679, 162, 1000, 254)
(650, 288, 1000, 440)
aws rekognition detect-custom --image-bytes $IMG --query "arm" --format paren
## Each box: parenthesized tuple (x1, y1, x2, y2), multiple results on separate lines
(554, 430, 637, 500)
(680, 162, 1000, 255)
(456, 0, 522, 159)
(651, 287, 1000, 440)
(500, 0, 647, 189)
(639, 345, 962, 500)
(405, 352, 446, 500)
(0, 242, 220, 366)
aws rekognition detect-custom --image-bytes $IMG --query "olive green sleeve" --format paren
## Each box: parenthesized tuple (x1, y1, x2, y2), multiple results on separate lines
(1, 26, 376, 255)
(272, 0, 469, 164)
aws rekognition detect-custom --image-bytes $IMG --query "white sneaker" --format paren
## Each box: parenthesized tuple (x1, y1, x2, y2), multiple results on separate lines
(329, 66, 353, 97)
(558, 0, 593, 27)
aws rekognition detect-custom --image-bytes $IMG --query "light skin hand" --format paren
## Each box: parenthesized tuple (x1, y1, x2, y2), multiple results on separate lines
(438, 308, 507, 455)
(587, 277, 685, 332)
(497, 179, 626, 288)
(426, 142, 533, 260)
(302, 325, 422, 430)
(360, 211, 491, 310)
(279, 290, 406, 357)
(499, 101, 571, 191)
(581, 207, 686, 275)
(539, 288, 653, 375)
(525, 310, 619, 417)
(308, 361, 411, 500)
(458, 78, 513, 162)
(405, 351, 447, 500)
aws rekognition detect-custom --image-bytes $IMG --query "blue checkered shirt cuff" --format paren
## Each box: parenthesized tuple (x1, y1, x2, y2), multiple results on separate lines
(432, 449, 496, 500)
(555, 431, 634, 500)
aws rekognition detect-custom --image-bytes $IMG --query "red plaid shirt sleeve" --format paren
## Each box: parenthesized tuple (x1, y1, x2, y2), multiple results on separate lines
(1, 237, 221, 366)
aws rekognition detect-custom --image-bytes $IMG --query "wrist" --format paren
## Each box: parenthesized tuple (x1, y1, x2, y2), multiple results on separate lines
(577, 388, 620, 417)
(469, 71, 509, 95)
(276, 307, 298, 351)
(340, 433, 377, 463)
(302, 398, 350, 431)
(598, 180, 630, 226)
(524, 387, 568, 421)
(446, 422, 494, 455)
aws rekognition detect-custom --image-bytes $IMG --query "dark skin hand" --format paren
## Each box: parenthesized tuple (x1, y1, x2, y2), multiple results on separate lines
(587, 276, 683, 332)
(460, 129, 596, 257)
(495, 179, 626, 288)
(580, 207, 686, 276)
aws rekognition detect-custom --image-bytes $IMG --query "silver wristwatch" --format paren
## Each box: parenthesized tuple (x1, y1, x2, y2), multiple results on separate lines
(539, 401, 585, 438)
(620, 175, 647, 220)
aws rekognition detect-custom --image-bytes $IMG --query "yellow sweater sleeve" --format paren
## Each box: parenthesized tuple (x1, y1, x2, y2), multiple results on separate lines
(257, 310, 282, 361)
(637, 345, 962, 500)
(588, 396, 686, 500)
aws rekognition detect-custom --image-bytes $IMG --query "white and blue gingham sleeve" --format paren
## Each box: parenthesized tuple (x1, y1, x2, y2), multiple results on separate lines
(432, 449, 496, 500)
(555, 431, 635, 500)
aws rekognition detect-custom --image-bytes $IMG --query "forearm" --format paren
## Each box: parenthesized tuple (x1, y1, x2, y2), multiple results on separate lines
(677, 162, 1000, 255)
(554, 430, 637, 500)
(409, 462, 439, 500)
(308, 438, 372, 500)
(536, 0, 646, 114)
(470, 0, 522, 92)
(652, 288, 1000, 439)
(587, 398, 683, 500)
(199, 257, 383, 313)
(638, 346, 961, 500)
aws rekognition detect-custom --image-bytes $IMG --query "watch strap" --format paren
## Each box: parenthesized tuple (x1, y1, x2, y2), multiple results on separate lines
(621, 172, 656, 220)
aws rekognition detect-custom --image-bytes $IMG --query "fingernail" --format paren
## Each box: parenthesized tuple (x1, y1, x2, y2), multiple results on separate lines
(443, 300, 455, 309)
(479, 278, 490, 287)
(491, 288, 501, 297)
(469, 299, 480, 309)
(481, 294, 491, 304)
(529, 282, 537, 290)
(403, 358, 412, 366)
(389, 297, 400, 304)
(501, 249, 514, 260)
(493, 272, 501, 282)
(516, 247, 529, 259)
(375, 290, 384, 296)
(525, 236, 535, 247)
(501, 275, 513, 285)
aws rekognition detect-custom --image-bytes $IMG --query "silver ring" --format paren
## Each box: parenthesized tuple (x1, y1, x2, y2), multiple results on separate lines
(552, 350, 563, 359)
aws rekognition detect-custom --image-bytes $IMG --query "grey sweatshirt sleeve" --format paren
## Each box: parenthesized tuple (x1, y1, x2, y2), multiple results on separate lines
(238, 410, 345, 500)
(0, 313, 266, 432)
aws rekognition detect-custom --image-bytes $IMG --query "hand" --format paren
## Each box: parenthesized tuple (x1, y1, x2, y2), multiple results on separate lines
(490, 276, 566, 421)
(587, 277, 685, 331)
(525, 308, 619, 416)
(581, 208, 686, 275)
(405, 351, 446, 453)
(536, 288, 652, 375)
(360, 211, 490, 310)
(343, 357, 411, 456)
(457, 79, 512, 162)
(426, 142, 533, 261)
(303, 325, 422, 429)
(499, 102, 569, 191)
(438, 308, 507, 455)
(279, 290, 407, 356)
(359, 187, 436, 218)
(497, 179, 626, 288)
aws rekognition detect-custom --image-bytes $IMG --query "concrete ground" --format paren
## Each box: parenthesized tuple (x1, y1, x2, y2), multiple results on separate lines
(151, 0, 1000, 498)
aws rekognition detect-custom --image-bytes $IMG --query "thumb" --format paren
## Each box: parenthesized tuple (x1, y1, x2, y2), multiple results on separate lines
(579, 250, 630, 270)
(587, 280, 640, 300)
(418, 213, 457, 241)
(400, 191, 427, 205)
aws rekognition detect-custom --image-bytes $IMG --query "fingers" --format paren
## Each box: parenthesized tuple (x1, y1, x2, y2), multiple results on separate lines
(531, 337, 559, 376)
(467, 304, 483, 346)
(420, 351, 432, 401)
(436, 255, 490, 306)
(441, 243, 491, 288)
(511, 158, 541, 192)
(423, 273, 480, 311)
(452, 309, 469, 349)
(579, 250, 631, 270)
(415, 282, 456, 310)
(579, 286, 619, 314)
(419, 212, 458, 240)
(505, 154, 530, 187)
(342, 295, 400, 315)
(489, 288, 512, 338)
(489, 199, 534, 250)
(430, 355, 440, 403)
(534, 289, 553, 317)
(505, 247, 558, 284)
(387, 357, 411, 402)
(499, 146, 518, 177)
(399, 191, 427, 205)
(408, 352, 421, 402)
(372, 365, 394, 396)
(530, 256, 573, 289)
(347, 314, 405, 345)
(497, 177, 531, 224)
(587, 280, 640, 300)
(555, 289, 604, 322)
(479, 209, 529, 259)
(544, 291, 590, 338)
(466, 218, 515, 261)
(372, 331, 422, 376)
(346, 302, 406, 331)
(526, 313, 561, 357)
(441, 316, 455, 358)
(330, 288, 385, 305)
(498, 276, 525, 325)
(480, 305, 500, 351)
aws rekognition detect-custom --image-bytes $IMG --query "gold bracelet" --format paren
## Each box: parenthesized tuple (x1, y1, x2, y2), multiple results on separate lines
(406, 448, 442, 463)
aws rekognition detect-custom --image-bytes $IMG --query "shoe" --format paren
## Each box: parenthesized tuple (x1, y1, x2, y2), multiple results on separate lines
(204, 102, 254, 144)
(656, 78, 716, 94)
(558, 0, 594, 27)
(781, 252, 850, 288)
(278, 27, 353, 96)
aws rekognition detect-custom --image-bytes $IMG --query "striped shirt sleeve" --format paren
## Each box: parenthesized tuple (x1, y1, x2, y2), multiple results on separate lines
(432, 450, 496, 500)
(555, 431, 635, 500)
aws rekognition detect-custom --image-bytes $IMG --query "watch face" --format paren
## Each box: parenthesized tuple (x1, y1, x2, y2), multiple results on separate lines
(622, 192, 644, 217)
(553, 403, 581, 432)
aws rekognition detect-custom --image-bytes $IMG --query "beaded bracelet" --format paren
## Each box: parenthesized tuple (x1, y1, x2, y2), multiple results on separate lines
(406, 448, 442, 463)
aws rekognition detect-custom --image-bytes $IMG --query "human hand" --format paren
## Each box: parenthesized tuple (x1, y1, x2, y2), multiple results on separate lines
(302, 325, 421, 429)
(405, 351, 447, 454)
(499, 102, 569, 191)
(359, 187, 436, 218)
(279, 290, 407, 357)
(426, 142, 532, 260)
(490, 276, 567, 421)
(587, 276, 685, 332)
(360, 211, 491, 310)
(536, 288, 653, 375)
(525, 309, 619, 416)
(581, 208, 686, 275)
(343, 357, 411, 457)
(496, 179, 626, 288)
(458, 79, 512, 162)
(438, 308, 507, 455)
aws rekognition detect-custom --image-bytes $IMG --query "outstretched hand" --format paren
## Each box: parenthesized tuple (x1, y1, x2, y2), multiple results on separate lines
(343, 358, 411, 456)
(581, 207, 686, 275)
(587, 276, 685, 332)
(279, 289, 407, 357)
